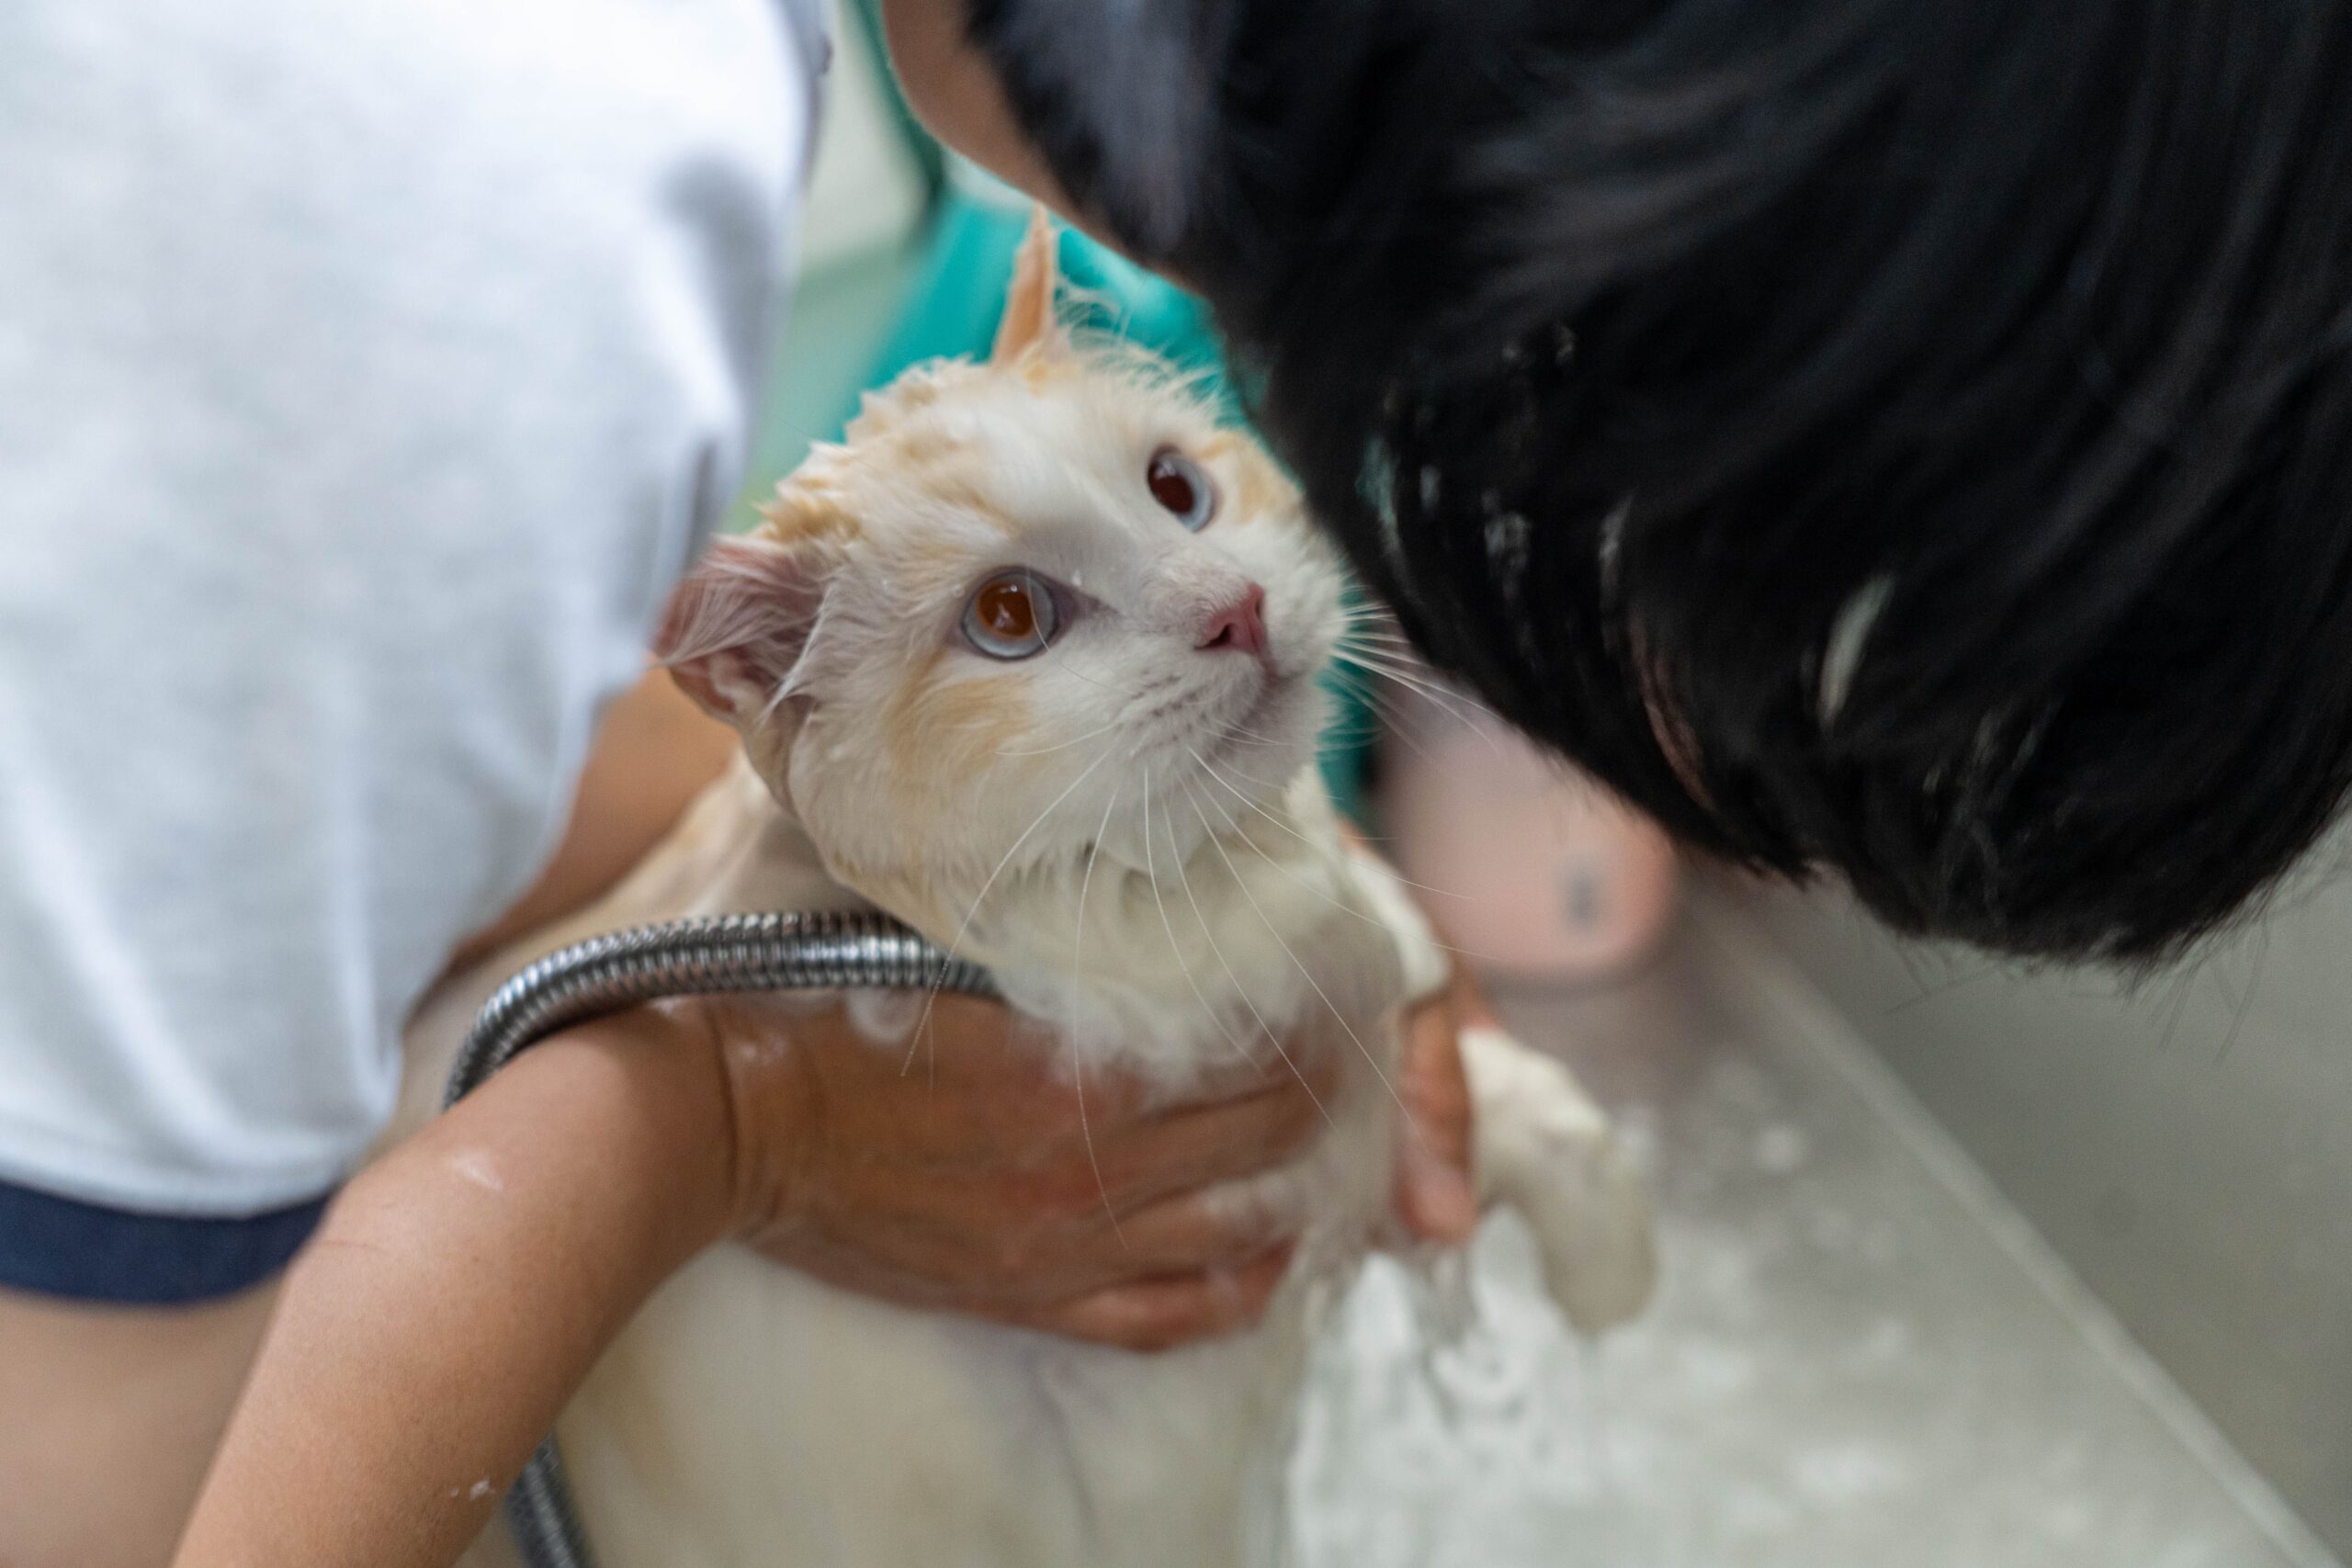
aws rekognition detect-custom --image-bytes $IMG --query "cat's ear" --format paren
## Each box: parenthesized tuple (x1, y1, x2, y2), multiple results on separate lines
(990, 205, 1069, 365)
(656, 534, 829, 726)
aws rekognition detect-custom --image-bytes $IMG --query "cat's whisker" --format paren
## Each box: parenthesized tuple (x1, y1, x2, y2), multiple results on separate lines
(1188, 746, 1470, 903)
(1330, 637, 1429, 677)
(1186, 773, 1363, 924)
(1071, 780, 1121, 976)
(903, 744, 1117, 1076)
(1327, 645, 1494, 710)
(1248, 665, 1436, 773)
(1030, 612, 1125, 694)
(1329, 649, 1448, 683)
(1325, 638, 1459, 684)
(998, 723, 1121, 758)
(1331, 625, 1416, 652)
(1327, 651, 1505, 757)
(1312, 719, 1394, 761)
(1185, 751, 1298, 803)
(1182, 776, 1506, 967)
(1164, 791, 1332, 1123)
(1070, 1044, 1128, 1253)
(1316, 683, 1410, 740)
(1188, 781, 1423, 1146)
(1193, 750, 1366, 811)
(1322, 662, 1435, 767)
(1213, 716, 1290, 749)
(1336, 620, 1420, 649)
(1331, 625, 1417, 656)
(1329, 630, 1496, 710)
(1141, 773, 1266, 1074)
(1326, 650, 1487, 716)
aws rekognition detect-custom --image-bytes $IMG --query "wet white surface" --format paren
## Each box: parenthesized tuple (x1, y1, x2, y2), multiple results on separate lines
(1290, 905, 2338, 1568)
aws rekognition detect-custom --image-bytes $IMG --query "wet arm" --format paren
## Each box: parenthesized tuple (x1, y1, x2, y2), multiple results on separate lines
(172, 1001, 748, 1568)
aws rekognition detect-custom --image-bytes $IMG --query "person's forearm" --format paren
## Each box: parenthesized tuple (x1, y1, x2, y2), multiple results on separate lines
(173, 1003, 743, 1568)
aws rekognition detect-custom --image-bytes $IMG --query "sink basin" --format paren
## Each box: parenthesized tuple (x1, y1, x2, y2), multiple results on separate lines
(1289, 901, 2335, 1568)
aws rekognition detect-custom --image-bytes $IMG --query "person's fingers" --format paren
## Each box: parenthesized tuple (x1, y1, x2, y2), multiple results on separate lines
(925, 1059, 1330, 1224)
(929, 1175, 1297, 1303)
(1087, 1069, 1330, 1211)
(1398, 998, 1474, 1175)
(758, 1162, 1290, 1307)
(1009, 1245, 1296, 1353)
(720, 991, 1344, 1323)
(977, 1045, 1340, 1161)
(1181, 1043, 1347, 1107)
(1393, 996, 1478, 1244)
(807, 1002, 1334, 1161)
(1089, 1170, 1306, 1273)
(860, 1089, 1317, 1285)
(744, 1114, 1313, 1309)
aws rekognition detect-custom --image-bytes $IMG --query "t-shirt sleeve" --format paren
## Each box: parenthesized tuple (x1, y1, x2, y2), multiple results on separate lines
(0, 1180, 330, 1305)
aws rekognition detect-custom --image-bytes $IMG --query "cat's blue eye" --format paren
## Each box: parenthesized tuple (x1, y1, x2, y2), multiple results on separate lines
(1148, 447, 1217, 531)
(962, 569, 1061, 660)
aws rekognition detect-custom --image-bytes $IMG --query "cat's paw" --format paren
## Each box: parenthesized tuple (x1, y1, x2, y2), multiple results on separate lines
(1461, 1025, 1657, 1337)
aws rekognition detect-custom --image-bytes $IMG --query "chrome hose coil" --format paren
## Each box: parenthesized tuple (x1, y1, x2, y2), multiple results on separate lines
(447, 908, 996, 1107)
(442, 908, 998, 1568)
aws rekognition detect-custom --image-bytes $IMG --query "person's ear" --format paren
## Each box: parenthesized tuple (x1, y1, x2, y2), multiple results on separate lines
(990, 204, 1072, 364)
(655, 534, 830, 726)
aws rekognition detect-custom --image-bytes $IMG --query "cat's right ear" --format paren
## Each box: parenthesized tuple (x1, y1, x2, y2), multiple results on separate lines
(990, 205, 1069, 364)
(656, 535, 826, 726)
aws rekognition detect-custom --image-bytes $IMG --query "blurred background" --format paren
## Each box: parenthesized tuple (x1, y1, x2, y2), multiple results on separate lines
(748, 9, 2352, 1564)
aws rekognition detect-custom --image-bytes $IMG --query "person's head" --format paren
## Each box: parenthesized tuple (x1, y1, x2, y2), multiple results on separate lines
(883, 0, 2352, 964)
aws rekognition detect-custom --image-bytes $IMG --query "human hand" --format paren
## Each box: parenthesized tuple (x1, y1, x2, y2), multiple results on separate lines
(704, 992, 1343, 1351)
(1392, 963, 1487, 1247)
(699, 964, 1486, 1354)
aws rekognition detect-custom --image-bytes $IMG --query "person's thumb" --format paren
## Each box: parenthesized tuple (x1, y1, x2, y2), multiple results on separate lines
(1393, 1000, 1477, 1244)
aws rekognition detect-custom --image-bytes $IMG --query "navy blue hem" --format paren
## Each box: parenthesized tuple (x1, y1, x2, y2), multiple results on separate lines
(0, 1178, 331, 1305)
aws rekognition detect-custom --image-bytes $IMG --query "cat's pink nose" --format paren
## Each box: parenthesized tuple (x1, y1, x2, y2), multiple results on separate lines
(1198, 583, 1269, 659)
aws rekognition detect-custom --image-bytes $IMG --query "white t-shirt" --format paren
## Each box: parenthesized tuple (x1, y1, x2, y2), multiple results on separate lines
(0, 0, 822, 1219)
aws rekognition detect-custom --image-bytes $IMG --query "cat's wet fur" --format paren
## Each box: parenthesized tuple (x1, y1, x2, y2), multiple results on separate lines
(402, 209, 1654, 1568)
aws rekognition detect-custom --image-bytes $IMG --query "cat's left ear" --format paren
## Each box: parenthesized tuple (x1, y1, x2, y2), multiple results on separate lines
(990, 204, 1071, 365)
(656, 534, 830, 727)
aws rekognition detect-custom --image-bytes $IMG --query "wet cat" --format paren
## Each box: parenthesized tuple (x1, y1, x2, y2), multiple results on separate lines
(403, 211, 1655, 1568)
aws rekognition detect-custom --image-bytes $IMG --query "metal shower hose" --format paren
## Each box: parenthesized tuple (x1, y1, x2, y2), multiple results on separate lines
(442, 909, 998, 1568)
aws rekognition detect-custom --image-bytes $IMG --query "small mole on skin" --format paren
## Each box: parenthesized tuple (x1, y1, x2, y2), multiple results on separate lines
(447, 1149, 505, 1193)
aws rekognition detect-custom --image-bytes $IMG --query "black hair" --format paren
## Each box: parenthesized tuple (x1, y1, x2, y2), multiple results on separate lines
(966, 0, 2352, 964)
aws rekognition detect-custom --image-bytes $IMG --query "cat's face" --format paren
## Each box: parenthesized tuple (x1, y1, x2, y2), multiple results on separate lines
(662, 215, 1349, 939)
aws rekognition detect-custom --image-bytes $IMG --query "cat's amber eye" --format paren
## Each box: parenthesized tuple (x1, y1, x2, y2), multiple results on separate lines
(961, 569, 1061, 660)
(1147, 447, 1216, 532)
